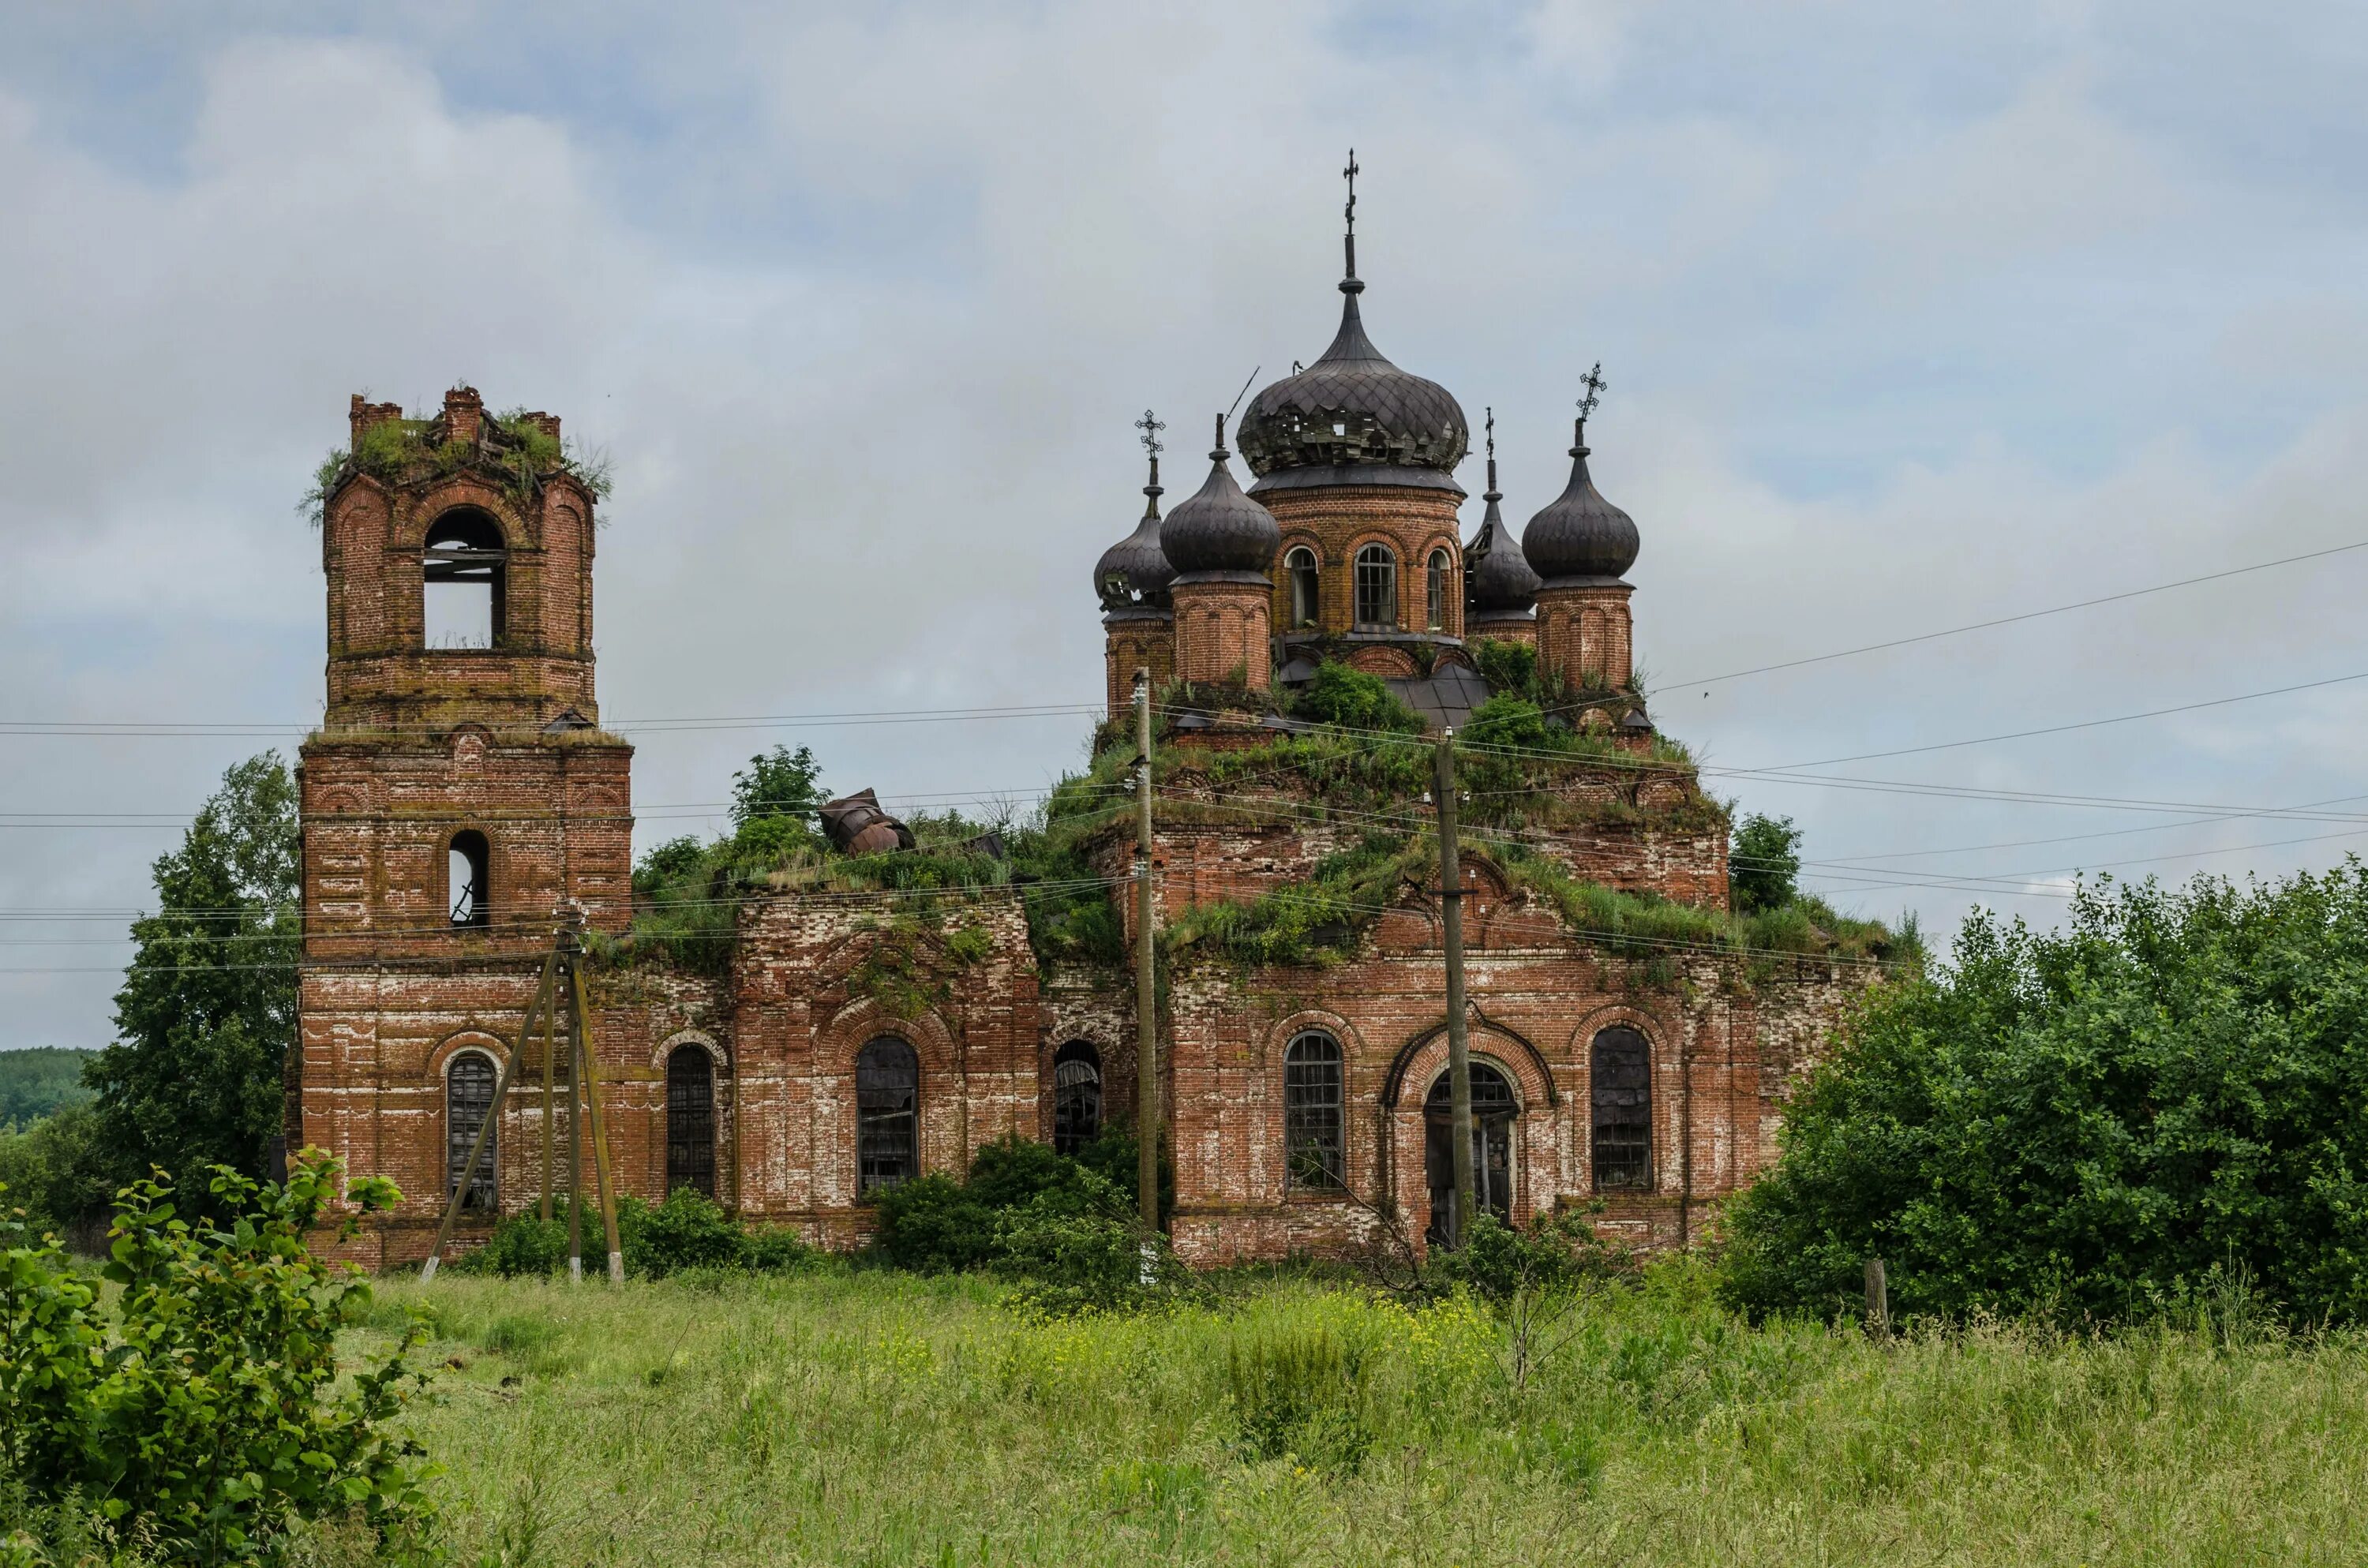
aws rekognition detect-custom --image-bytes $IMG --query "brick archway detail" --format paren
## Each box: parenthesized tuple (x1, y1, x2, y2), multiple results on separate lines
(1380, 1010, 1557, 1108)
(654, 1028, 727, 1072)
(427, 1030, 508, 1077)
(819, 997, 957, 1077)
(1561, 1001, 1672, 1062)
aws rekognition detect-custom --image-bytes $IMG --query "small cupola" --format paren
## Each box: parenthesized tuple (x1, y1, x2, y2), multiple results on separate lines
(1523, 366, 1639, 586)
(1160, 414, 1280, 580)
(1464, 408, 1542, 617)
(1095, 411, 1177, 611)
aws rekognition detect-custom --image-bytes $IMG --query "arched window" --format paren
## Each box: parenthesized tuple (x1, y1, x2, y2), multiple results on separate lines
(1285, 546, 1320, 628)
(448, 830, 489, 929)
(1591, 1026, 1652, 1190)
(1283, 1030, 1344, 1190)
(1051, 1041, 1102, 1155)
(665, 1045, 717, 1197)
(446, 1051, 497, 1213)
(1424, 1061, 1518, 1242)
(1354, 544, 1398, 631)
(422, 508, 506, 649)
(1426, 548, 1450, 631)
(856, 1037, 919, 1197)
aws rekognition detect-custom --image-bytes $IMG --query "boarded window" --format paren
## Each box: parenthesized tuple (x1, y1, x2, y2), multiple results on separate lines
(1286, 546, 1320, 627)
(1426, 548, 1450, 631)
(1052, 1042, 1102, 1156)
(1283, 1031, 1345, 1189)
(446, 1052, 496, 1212)
(856, 1037, 919, 1197)
(1591, 1026, 1652, 1190)
(666, 1045, 716, 1197)
(1424, 1060, 1518, 1243)
(1354, 544, 1398, 630)
(448, 829, 489, 928)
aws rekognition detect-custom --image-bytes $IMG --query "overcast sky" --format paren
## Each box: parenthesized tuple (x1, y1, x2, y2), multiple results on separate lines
(6, 2, 2367, 1050)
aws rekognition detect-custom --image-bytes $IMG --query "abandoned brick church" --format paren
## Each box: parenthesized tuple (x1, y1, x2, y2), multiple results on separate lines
(291, 198, 1886, 1268)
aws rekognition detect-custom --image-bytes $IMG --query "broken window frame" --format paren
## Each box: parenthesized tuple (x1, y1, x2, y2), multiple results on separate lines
(446, 1050, 497, 1213)
(665, 1044, 717, 1198)
(1051, 1041, 1102, 1156)
(1591, 1025, 1654, 1190)
(856, 1036, 920, 1198)
(1353, 544, 1398, 631)
(1285, 546, 1321, 628)
(1283, 1030, 1346, 1191)
(1426, 547, 1450, 631)
(448, 829, 490, 929)
(1424, 1059, 1519, 1243)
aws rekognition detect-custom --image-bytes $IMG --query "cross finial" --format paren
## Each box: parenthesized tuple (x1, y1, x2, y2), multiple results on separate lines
(1135, 408, 1164, 460)
(1342, 148, 1360, 282)
(1576, 361, 1607, 443)
(1485, 406, 1495, 465)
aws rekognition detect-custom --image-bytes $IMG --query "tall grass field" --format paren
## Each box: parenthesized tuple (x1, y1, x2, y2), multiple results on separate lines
(353, 1267, 2368, 1566)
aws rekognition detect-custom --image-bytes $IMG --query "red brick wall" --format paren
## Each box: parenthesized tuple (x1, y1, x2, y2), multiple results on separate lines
(1261, 485, 1464, 638)
(1170, 578, 1273, 687)
(1534, 582, 1635, 692)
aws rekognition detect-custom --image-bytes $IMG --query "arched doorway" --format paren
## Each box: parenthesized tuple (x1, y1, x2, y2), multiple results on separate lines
(1423, 1061, 1517, 1245)
(665, 1044, 716, 1198)
(1051, 1041, 1101, 1155)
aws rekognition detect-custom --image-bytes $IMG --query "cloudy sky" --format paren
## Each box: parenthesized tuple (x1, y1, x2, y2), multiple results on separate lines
(6, 2, 2367, 1050)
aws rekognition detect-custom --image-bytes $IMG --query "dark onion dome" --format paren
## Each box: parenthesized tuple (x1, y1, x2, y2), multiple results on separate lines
(1235, 194, 1468, 492)
(1160, 415, 1280, 579)
(1523, 417, 1639, 584)
(1463, 428, 1539, 614)
(1095, 450, 1175, 611)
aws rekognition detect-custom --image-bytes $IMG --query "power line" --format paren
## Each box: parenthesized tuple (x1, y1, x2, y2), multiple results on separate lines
(1662, 537, 2368, 690)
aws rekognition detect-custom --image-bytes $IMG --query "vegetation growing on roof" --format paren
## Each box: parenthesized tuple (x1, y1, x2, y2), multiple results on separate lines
(302, 404, 615, 526)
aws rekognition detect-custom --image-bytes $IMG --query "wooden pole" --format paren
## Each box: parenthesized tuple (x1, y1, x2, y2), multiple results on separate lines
(420, 947, 557, 1282)
(1434, 729, 1475, 1249)
(1133, 668, 1160, 1236)
(1866, 1256, 1890, 1338)
(539, 942, 560, 1223)
(564, 947, 584, 1283)
(573, 948, 626, 1285)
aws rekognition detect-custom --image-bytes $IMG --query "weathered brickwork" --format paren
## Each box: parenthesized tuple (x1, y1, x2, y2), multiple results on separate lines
(1261, 485, 1464, 639)
(1534, 582, 1635, 693)
(296, 389, 1865, 1270)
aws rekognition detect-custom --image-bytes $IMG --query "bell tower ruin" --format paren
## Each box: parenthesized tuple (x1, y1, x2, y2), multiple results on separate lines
(293, 387, 633, 1261)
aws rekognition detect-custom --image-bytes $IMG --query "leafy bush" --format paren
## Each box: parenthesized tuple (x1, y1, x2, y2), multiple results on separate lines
(0, 1152, 437, 1563)
(1730, 812, 1804, 914)
(1429, 1210, 1628, 1303)
(448, 1191, 813, 1280)
(0, 1104, 109, 1243)
(1291, 663, 1423, 735)
(869, 1173, 996, 1274)
(1468, 637, 1538, 696)
(731, 745, 826, 831)
(1460, 693, 1567, 757)
(869, 1135, 1163, 1302)
(1720, 866, 2368, 1325)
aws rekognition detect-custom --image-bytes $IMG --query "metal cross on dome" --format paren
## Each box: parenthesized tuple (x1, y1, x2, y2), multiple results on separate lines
(1343, 148, 1358, 234)
(1485, 406, 1495, 464)
(1135, 408, 1164, 459)
(1576, 362, 1607, 437)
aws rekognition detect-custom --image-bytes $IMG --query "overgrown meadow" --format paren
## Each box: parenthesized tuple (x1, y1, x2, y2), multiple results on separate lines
(350, 1266, 2368, 1566)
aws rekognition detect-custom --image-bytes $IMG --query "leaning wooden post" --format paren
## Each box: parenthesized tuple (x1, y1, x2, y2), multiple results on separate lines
(1435, 728, 1475, 1249)
(1866, 1256, 1890, 1338)
(539, 942, 561, 1223)
(1133, 668, 1161, 1239)
(420, 946, 557, 1281)
(573, 943, 627, 1285)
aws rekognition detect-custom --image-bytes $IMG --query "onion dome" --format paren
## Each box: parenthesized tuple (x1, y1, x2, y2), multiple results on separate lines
(1160, 414, 1280, 579)
(1236, 158, 1467, 492)
(1523, 400, 1639, 585)
(1095, 421, 1175, 611)
(1464, 410, 1540, 616)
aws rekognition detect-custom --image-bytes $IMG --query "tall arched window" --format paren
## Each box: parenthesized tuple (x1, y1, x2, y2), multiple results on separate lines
(1426, 548, 1450, 631)
(1283, 1030, 1344, 1190)
(422, 508, 507, 649)
(1051, 1041, 1102, 1155)
(446, 1051, 497, 1212)
(1591, 1026, 1652, 1190)
(1354, 544, 1398, 630)
(665, 1045, 717, 1197)
(1425, 1060, 1518, 1242)
(448, 829, 489, 928)
(1285, 546, 1321, 628)
(856, 1037, 919, 1197)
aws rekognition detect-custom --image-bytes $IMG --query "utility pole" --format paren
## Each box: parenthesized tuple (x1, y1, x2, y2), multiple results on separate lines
(1133, 668, 1160, 1236)
(1435, 728, 1475, 1248)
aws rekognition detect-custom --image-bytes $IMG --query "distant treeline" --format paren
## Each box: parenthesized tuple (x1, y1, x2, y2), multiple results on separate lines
(0, 1046, 93, 1127)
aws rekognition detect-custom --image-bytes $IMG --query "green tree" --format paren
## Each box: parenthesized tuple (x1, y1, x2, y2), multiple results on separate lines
(1719, 866, 2368, 1325)
(1293, 662, 1423, 733)
(0, 1050, 94, 1128)
(730, 744, 826, 831)
(85, 754, 298, 1213)
(1729, 812, 1803, 913)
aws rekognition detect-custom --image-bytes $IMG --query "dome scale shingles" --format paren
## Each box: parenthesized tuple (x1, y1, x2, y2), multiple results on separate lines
(1160, 417, 1280, 580)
